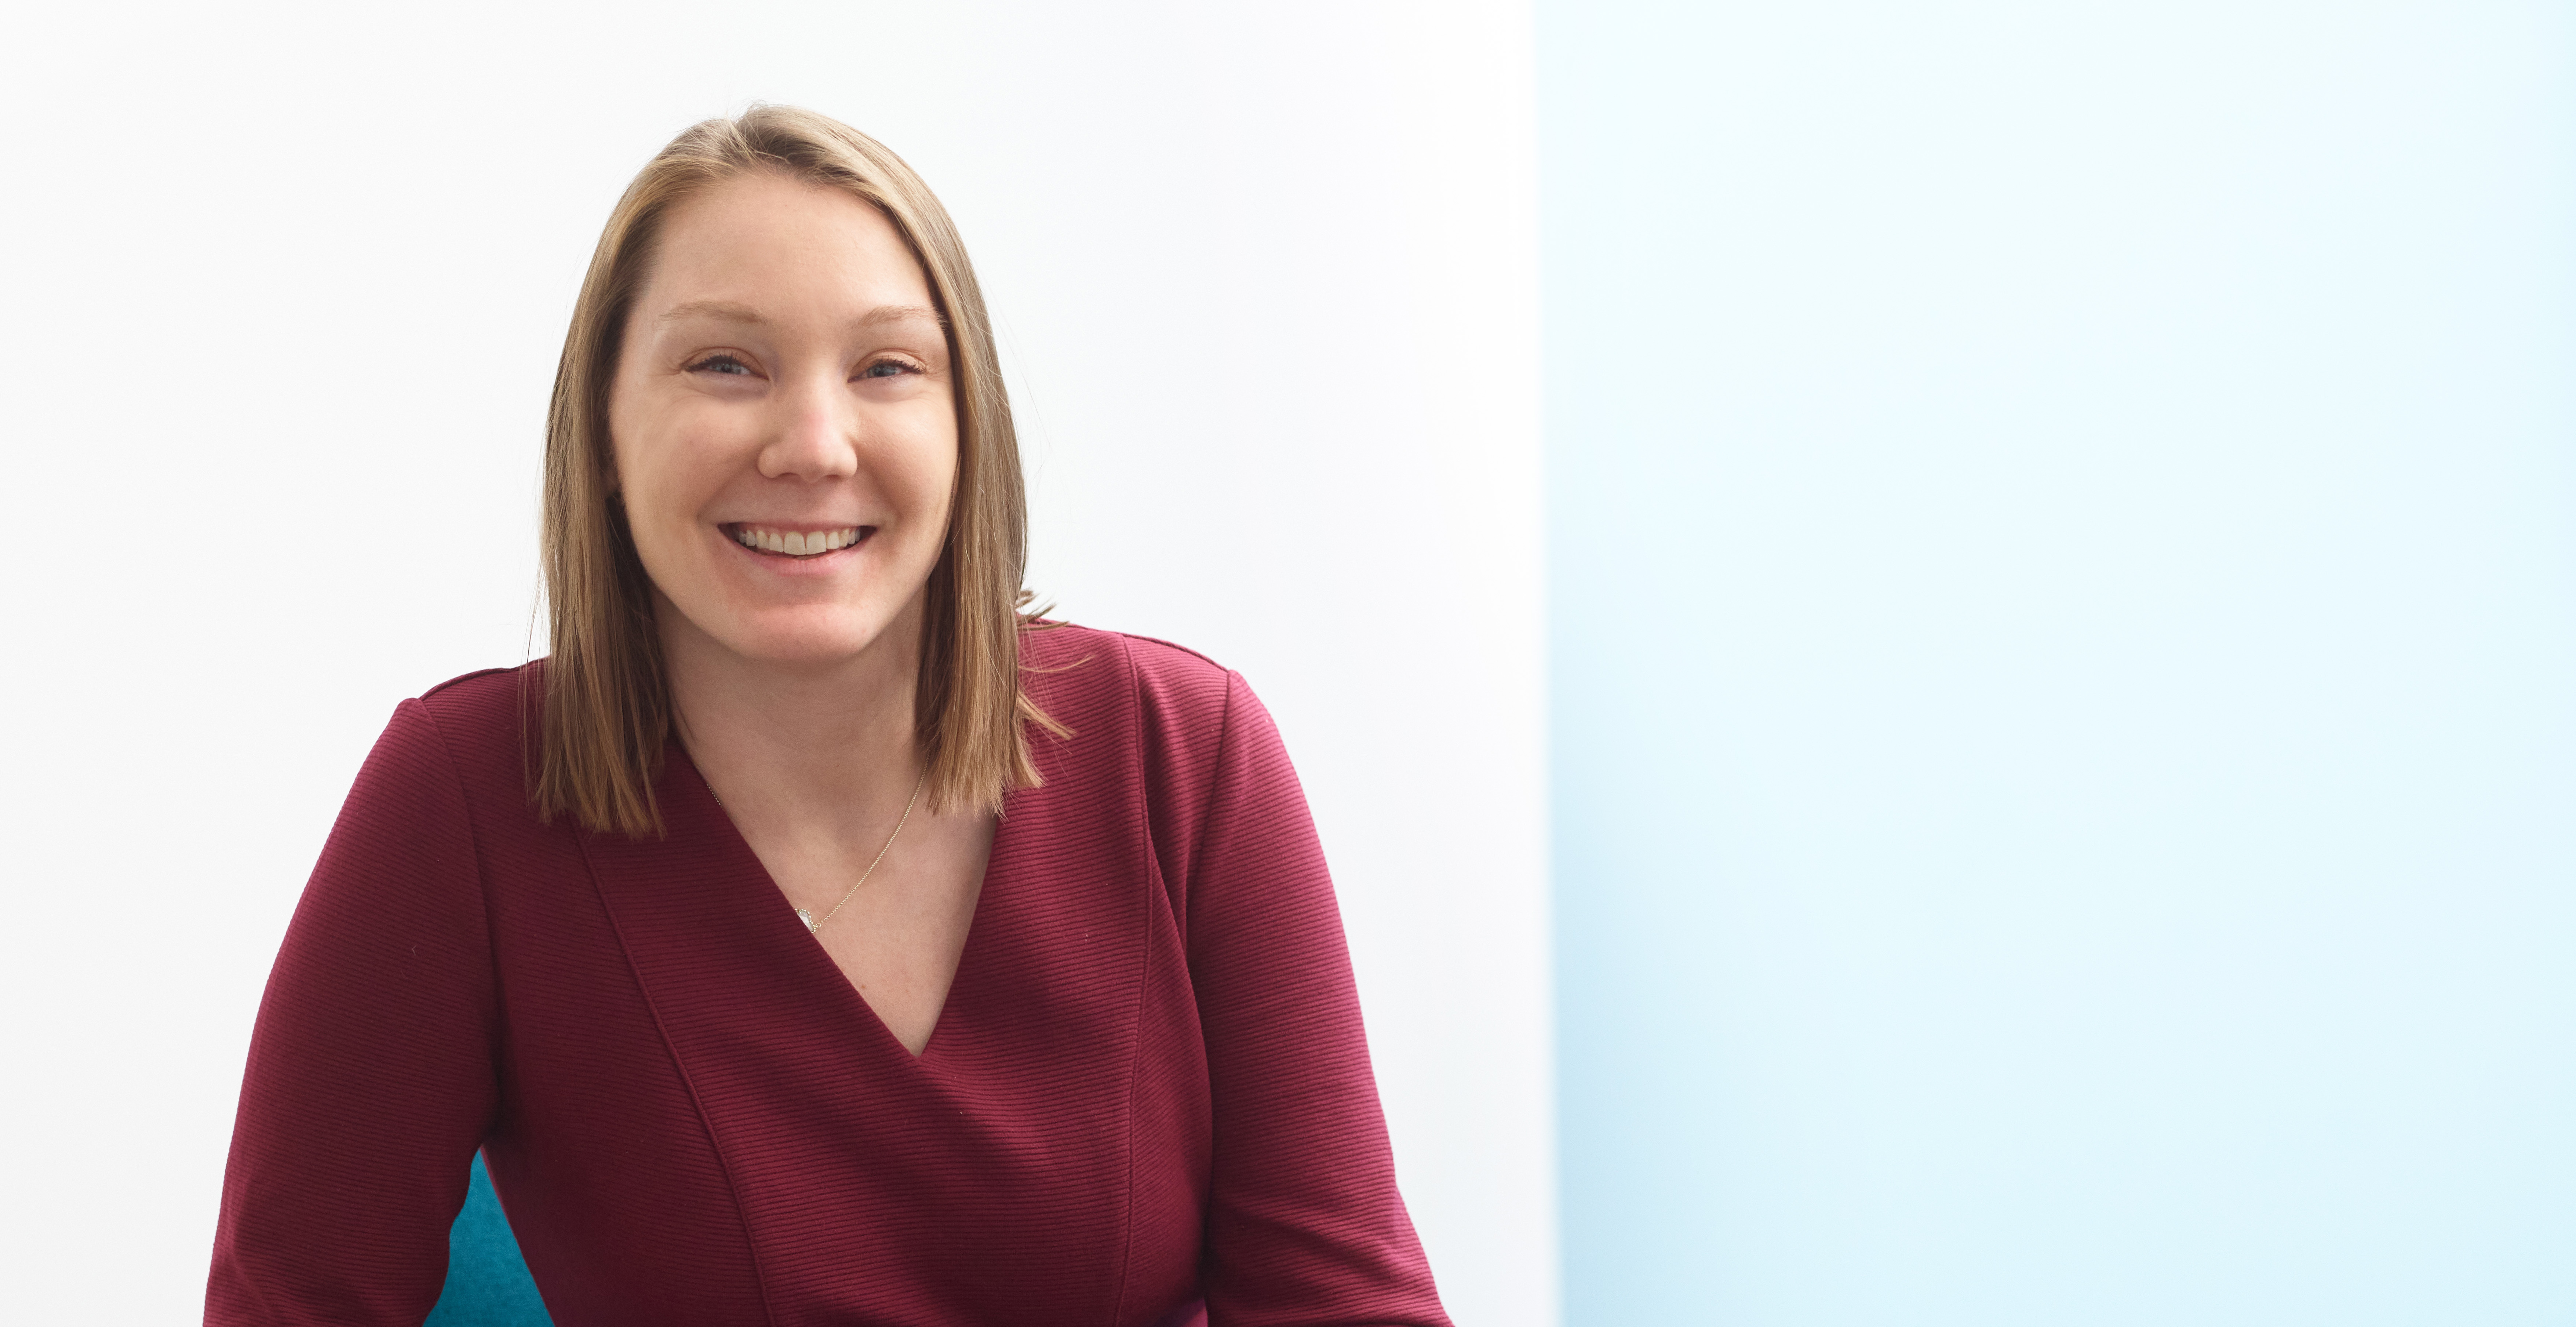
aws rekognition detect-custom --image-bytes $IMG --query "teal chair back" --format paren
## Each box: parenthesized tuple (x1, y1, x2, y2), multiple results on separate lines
(423, 1154, 552, 1326)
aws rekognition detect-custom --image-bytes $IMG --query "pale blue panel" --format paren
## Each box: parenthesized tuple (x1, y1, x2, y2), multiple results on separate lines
(1543, 3, 2576, 1323)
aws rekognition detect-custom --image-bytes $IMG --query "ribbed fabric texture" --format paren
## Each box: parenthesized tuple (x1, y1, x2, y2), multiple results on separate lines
(205, 626, 1449, 1327)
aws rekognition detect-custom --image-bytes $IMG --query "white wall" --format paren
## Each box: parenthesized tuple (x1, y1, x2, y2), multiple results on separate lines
(0, 3, 1551, 1321)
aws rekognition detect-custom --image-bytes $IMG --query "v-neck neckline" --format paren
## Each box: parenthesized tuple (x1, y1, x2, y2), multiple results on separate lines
(669, 745, 1010, 1065)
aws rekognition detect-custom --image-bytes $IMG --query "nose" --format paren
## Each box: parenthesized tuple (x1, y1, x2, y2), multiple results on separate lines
(756, 374, 860, 482)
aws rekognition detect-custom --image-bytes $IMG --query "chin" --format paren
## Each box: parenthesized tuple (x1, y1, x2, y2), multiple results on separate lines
(714, 609, 904, 668)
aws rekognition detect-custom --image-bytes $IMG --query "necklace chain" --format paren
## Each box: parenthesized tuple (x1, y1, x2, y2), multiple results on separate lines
(707, 765, 932, 936)
(796, 766, 930, 934)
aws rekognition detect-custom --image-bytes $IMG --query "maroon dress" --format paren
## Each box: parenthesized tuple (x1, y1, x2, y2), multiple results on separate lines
(205, 625, 1447, 1327)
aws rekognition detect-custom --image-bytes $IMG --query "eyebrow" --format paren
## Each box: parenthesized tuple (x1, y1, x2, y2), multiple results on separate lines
(655, 299, 947, 330)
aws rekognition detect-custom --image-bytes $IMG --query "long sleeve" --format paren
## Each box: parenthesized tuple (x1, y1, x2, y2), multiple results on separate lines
(207, 699, 501, 1326)
(1180, 672, 1449, 1327)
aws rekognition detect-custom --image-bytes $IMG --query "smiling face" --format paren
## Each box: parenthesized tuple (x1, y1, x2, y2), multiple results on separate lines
(607, 170, 957, 672)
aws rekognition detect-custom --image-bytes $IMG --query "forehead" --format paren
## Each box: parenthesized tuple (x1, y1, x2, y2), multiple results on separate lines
(640, 171, 934, 318)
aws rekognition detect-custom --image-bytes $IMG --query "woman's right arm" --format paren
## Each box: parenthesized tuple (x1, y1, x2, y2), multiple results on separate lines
(205, 699, 501, 1327)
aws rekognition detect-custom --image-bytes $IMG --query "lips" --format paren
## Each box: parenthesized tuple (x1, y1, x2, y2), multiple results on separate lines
(725, 524, 870, 557)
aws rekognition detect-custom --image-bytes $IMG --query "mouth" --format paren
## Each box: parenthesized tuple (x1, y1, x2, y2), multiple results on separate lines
(723, 523, 873, 559)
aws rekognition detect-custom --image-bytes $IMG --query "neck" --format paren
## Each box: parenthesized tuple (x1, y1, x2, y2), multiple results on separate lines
(657, 592, 929, 829)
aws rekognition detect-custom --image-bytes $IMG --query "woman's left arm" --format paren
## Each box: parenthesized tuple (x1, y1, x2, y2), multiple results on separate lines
(1174, 669, 1451, 1327)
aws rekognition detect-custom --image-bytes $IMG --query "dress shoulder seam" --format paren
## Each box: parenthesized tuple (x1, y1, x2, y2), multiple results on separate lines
(421, 664, 522, 700)
(1104, 630, 1227, 673)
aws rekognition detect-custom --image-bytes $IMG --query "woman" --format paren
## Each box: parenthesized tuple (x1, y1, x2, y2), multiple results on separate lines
(205, 106, 1448, 1327)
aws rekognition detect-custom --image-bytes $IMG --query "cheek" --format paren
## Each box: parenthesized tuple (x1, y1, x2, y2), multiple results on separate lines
(611, 401, 721, 538)
(604, 380, 654, 506)
(890, 415, 962, 527)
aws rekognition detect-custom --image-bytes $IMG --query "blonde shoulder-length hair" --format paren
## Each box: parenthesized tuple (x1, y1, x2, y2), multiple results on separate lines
(535, 106, 1056, 838)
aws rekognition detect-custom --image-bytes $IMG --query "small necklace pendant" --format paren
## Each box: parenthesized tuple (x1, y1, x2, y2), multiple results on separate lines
(796, 908, 818, 933)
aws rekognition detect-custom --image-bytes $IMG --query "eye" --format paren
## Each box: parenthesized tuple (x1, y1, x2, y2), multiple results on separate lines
(857, 359, 920, 380)
(687, 353, 756, 377)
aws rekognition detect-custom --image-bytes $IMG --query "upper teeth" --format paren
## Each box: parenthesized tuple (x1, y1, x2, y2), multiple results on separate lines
(734, 526, 861, 556)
